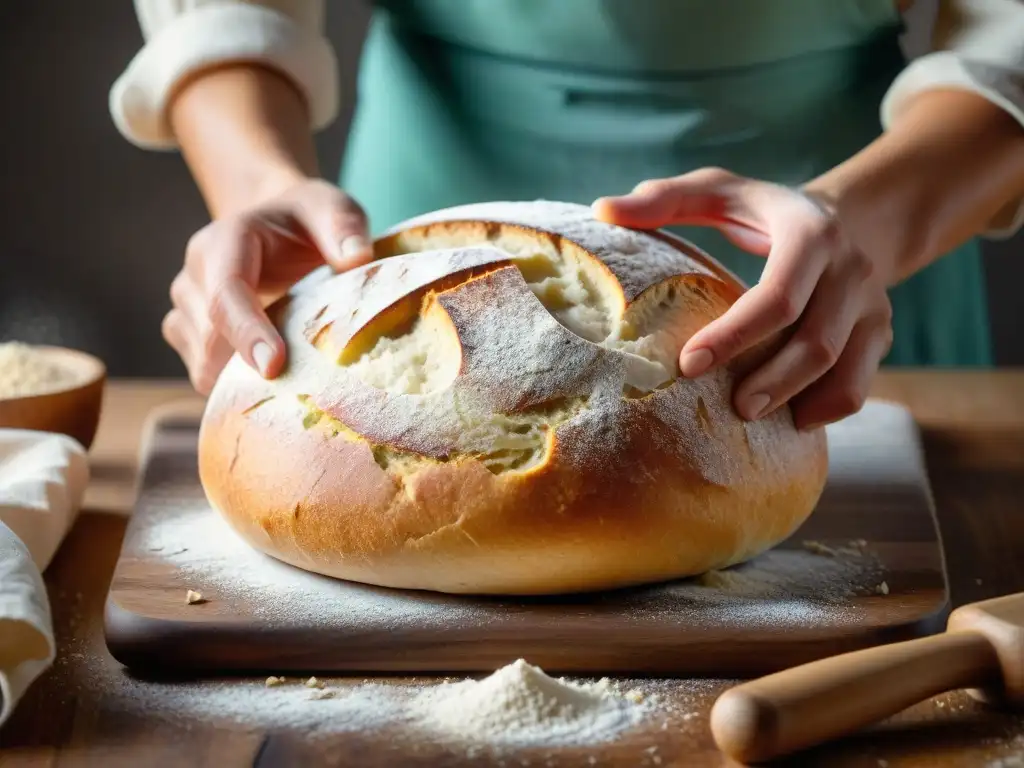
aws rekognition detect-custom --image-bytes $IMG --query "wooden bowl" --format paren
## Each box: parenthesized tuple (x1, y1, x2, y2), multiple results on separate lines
(0, 345, 106, 450)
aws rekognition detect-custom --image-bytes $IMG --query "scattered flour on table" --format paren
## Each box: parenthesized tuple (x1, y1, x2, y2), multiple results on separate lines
(87, 657, 661, 749)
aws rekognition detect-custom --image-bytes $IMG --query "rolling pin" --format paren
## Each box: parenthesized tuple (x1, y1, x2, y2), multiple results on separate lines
(710, 592, 1023, 764)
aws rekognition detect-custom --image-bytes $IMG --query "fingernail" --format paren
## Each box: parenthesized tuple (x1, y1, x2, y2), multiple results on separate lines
(340, 235, 371, 262)
(252, 341, 274, 378)
(742, 393, 772, 421)
(680, 348, 714, 378)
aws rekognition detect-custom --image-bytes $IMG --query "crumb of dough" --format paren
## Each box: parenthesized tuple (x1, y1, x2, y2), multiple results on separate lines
(304, 676, 325, 689)
(185, 589, 206, 605)
(265, 676, 284, 687)
(802, 540, 839, 557)
(876, 581, 890, 596)
(837, 539, 870, 556)
(308, 689, 335, 700)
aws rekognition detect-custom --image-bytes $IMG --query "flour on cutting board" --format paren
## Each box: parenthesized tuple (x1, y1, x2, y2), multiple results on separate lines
(136, 403, 909, 631)
(138, 494, 885, 631)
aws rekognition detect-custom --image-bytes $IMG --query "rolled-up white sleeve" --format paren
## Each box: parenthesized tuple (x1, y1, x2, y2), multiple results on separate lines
(882, 0, 1024, 238)
(110, 0, 339, 151)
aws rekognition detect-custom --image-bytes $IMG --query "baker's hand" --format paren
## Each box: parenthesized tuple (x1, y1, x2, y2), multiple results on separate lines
(593, 168, 894, 430)
(162, 179, 372, 395)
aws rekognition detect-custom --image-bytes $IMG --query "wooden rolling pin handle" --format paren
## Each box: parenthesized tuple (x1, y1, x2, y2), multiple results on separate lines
(710, 630, 1002, 764)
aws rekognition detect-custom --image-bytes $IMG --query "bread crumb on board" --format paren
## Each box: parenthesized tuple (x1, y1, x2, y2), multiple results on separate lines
(304, 676, 326, 689)
(265, 676, 285, 687)
(802, 540, 839, 557)
(875, 581, 890, 596)
(803, 539, 870, 558)
(185, 589, 206, 605)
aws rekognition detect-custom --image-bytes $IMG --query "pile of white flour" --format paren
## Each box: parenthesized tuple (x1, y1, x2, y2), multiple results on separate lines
(407, 659, 644, 745)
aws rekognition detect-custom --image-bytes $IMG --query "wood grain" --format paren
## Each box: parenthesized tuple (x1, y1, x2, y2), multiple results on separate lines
(3, 374, 1024, 768)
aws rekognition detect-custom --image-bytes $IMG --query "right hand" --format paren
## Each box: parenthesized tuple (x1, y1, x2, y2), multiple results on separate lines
(162, 178, 373, 395)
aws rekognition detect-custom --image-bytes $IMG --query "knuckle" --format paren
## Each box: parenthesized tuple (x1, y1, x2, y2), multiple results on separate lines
(233, 320, 263, 348)
(713, 324, 748, 358)
(169, 273, 189, 306)
(883, 324, 895, 352)
(848, 249, 876, 282)
(220, 217, 255, 246)
(877, 295, 894, 325)
(184, 228, 212, 270)
(762, 284, 801, 326)
(160, 311, 180, 344)
(633, 177, 673, 196)
(801, 331, 842, 369)
(832, 385, 867, 418)
(815, 213, 843, 243)
(691, 166, 735, 186)
(326, 205, 367, 241)
(797, 217, 839, 257)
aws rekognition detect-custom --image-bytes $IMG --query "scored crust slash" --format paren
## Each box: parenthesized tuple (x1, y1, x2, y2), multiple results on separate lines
(197, 201, 828, 596)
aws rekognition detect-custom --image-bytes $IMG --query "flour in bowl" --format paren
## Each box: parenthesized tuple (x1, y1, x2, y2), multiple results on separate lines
(0, 342, 77, 398)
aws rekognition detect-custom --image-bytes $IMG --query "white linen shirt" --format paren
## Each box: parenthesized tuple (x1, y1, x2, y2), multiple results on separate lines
(109, 0, 1024, 237)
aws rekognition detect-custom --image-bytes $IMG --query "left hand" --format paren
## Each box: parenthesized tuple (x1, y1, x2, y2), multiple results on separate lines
(593, 167, 895, 431)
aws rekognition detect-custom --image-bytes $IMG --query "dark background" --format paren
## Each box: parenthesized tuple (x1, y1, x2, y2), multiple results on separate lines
(0, 0, 1020, 377)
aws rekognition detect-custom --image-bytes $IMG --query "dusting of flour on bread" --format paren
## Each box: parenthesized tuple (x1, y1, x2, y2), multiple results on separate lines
(270, 200, 746, 469)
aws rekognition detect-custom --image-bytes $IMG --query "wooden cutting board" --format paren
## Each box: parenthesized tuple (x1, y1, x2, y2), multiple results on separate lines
(104, 399, 949, 678)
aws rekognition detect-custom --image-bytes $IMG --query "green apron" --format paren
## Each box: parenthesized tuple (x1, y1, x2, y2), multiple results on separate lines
(340, 0, 993, 367)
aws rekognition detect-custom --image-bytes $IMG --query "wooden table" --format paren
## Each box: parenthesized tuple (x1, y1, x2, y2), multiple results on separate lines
(2, 373, 1024, 767)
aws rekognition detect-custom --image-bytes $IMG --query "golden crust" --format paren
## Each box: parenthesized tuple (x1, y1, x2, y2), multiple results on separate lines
(198, 202, 828, 595)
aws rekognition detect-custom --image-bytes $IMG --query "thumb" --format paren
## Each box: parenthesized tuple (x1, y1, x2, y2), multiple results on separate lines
(593, 170, 773, 255)
(592, 170, 736, 229)
(296, 187, 374, 272)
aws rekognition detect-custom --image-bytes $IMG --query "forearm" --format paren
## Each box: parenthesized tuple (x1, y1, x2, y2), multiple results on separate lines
(804, 89, 1024, 284)
(169, 64, 320, 218)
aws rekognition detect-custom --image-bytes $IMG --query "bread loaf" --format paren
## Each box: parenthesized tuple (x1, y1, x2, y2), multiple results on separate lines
(198, 201, 828, 595)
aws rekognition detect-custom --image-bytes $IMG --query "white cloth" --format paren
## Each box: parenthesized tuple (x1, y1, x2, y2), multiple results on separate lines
(108, 0, 1024, 237)
(881, 0, 1024, 238)
(0, 430, 89, 728)
(109, 0, 337, 151)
